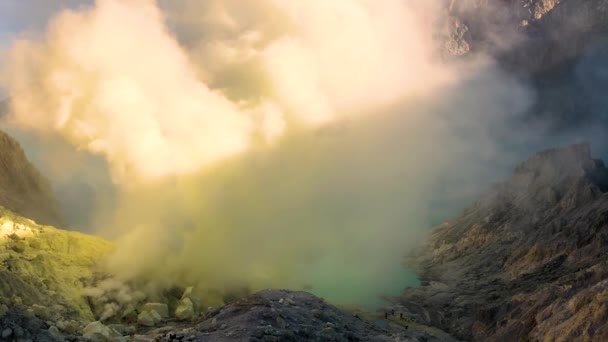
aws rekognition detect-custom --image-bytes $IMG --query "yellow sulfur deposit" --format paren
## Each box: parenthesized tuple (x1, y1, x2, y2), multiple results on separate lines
(0, 207, 113, 321)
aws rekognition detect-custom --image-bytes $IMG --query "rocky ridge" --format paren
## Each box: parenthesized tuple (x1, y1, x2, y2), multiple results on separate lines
(117, 289, 457, 342)
(0, 130, 64, 227)
(400, 143, 608, 341)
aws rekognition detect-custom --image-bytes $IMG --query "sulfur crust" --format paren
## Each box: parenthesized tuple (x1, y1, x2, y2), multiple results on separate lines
(0, 207, 114, 321)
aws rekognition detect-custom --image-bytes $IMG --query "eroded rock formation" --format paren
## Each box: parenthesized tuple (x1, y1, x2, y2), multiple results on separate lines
(401, 143, 608, 341)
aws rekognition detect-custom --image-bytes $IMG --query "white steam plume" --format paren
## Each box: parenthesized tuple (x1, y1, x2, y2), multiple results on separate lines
(4, 0, 252, 181)
(3, 0, 452, 183)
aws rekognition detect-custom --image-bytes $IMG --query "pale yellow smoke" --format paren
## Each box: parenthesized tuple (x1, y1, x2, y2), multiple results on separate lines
(3, 0, 451, 183)
(3, 0, 253, 181)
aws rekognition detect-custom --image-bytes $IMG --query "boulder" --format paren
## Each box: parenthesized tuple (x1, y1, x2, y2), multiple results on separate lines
(108, 324, 136, 336)
(175, 298, 194, 320)
(2, 328, 12, 339)
(181, 286, 194, 300)
(48, 325, 64, 341)
(13, 325, 24, 338)
(56, 320, 80, 335)
(31, 304, 51, 321)
(179, 286, 204, 312)
(137, 310, 162, 327)
(83, 321, 121, 341)
(142, 302, 169, 318)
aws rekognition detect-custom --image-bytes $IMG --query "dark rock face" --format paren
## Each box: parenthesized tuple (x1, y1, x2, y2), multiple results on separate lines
(0, 309, 58, 342)
(133, 290, 457, 342)
(444, 0, 608, 129)
(401, 143, 608, 341)
(0, 131, 64, 227)
(445, 0, 608, 72)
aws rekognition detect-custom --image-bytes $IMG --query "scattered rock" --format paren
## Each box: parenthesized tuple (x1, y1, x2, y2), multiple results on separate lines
(132, 289, 456, 341)
(13, 325, 24, 337)
(2, 328, 12, 338)
(142, 302, 169, 319)
(32, 304, 51, 320)
(83, 321, 121, 341)
(55, 320, 67, 331)
(48, 325, 64, 341)
(138, 309, 162, 327)
(124, 325, 137, 335)
(56, 320, 81, 335)
(108, 323, 136, 336)
(175, 298, 194, 320)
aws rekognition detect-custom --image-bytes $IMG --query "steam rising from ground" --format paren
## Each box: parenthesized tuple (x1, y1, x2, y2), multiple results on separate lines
(1, 0, 532, 308)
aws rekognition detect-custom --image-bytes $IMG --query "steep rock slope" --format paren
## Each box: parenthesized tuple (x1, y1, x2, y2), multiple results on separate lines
(0, 130, 64, 226)
(0, 207, 113, 323)
(400, 143, 608, 341)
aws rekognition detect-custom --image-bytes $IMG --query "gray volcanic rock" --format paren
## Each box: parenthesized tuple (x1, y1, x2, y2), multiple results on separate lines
(400, 143, 608, 341)
(131, 289, 458, 342)
(0, 309, 56, 342)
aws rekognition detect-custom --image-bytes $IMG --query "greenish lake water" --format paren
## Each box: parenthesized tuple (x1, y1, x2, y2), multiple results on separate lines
(307, 263, 420, 311)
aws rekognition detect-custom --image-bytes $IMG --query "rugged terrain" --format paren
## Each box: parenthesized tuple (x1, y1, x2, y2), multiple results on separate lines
(127, 290, 457, 342)
(0, 203, 452, 341)
(1, 1, 608, 341)
(1, 285, 456, 342)
(4, 142, 607, 342)
(0, 206, 113, 341)
(0, 129, 451, 341)
(0, 130, 64, 227)
(399, 143, 608, 341)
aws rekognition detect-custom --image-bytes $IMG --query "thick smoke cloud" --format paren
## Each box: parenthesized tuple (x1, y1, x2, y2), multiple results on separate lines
(2, 0, 453, 182)
(3, 0, 253, 181)
(0, 0, 537, 309)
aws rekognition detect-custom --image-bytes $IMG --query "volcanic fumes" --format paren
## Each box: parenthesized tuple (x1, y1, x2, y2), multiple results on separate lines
(0, 0, 538, 311)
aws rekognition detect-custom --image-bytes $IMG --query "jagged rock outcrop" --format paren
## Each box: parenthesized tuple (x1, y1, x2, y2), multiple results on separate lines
(400, 143, 608, 341)
(445, 0, 608, 73)
(0, 130, 64, 226)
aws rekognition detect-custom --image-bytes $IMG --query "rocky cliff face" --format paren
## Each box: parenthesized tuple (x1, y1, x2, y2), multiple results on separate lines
(445, 0, 608, 72)
(444, 0, 608, 139)
(400, 143, 608, 341)
(0, 130, 64, 227)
